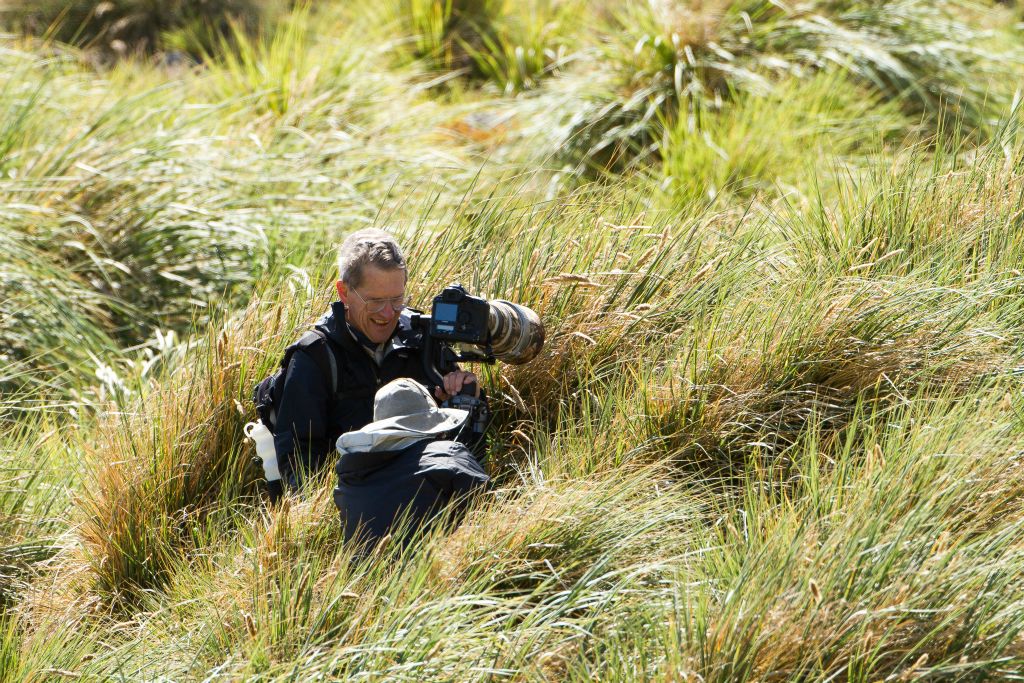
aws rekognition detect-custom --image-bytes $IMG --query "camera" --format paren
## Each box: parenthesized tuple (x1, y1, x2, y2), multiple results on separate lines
(408, 284, 545, 454)
(429, 285, 491, 345)
(413, 283, 545, 373)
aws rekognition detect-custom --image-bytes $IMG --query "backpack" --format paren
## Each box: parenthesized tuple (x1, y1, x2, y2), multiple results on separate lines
(252, 329, 339, 434)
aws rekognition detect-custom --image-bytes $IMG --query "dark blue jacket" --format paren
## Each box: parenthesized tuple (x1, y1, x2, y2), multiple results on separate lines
(334, 437, 489, 547)
(273, 301, 432, 483)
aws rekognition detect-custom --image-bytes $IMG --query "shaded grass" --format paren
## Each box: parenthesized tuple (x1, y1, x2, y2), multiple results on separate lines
(386, 0, 582, 93)
(0, 0, 287, 61)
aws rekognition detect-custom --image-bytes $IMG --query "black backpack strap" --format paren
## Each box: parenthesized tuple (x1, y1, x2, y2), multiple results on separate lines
(325, 340, 338, 395)
(292, 329, 339, 396)
(255, 329, 341, 436)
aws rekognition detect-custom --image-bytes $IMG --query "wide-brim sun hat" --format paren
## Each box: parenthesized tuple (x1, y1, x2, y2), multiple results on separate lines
(361, 377, 468, 435)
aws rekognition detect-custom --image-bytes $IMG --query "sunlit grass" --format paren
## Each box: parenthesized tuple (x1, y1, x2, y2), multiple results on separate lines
(659, 71, 909, 206)
(2, 0, 1024, 679)
(0, 15, 495, 395)
(560, 0, 1021, 174)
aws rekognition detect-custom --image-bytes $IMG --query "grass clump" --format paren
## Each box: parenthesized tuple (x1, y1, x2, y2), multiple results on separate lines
(71, 465, 699, 680)
(793, 122, 1024, 286)
(457, 0, 580, 95)
(73, 280, 331, 602)
(397, 0, 512, 73)
(566, 0, 1017, 173)
(683, 390, 1024, 679)
(0, 18, 486, 393)
(0, 420, 70, 612)
(659, 70, 907, 205)
(393, 0, 579, 93)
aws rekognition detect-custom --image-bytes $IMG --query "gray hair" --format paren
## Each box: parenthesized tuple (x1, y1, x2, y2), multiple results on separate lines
(337, 228, 407, 287)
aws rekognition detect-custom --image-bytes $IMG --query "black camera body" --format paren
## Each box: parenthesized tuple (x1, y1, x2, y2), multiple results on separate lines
(411, 282, 545, 378)
(429, 285, 491, 346)
(408, 284, 490, 385)
(408, 283, 545, 458)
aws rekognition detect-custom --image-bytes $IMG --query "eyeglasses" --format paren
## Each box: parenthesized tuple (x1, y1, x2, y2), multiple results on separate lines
(350, 287, 409, 314)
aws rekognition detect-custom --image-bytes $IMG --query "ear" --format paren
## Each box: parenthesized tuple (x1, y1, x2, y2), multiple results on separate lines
(336, 280, 348, 304)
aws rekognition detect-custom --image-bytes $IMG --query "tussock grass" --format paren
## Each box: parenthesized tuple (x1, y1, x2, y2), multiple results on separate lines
(508, 264, 1017, 481)
(660, 70, 908, 205)
(793, 119, 1024, 286)
(455, 0, 581, 94)
(563, 0, 1019, 173)
(388, 0, 580, 93)
(0, 419, 70, 612)
(30, 465, 701, 680)
(0, 18, 491, 394)
(684, 390, 1024, 679)
(3, 0, 1024, 679)
(197, 4, 364, 119)
(389, 178, 1020, 482)
(74, 277, 333, 602)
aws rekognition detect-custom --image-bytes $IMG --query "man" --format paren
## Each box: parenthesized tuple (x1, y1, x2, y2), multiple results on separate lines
(334, 378, 489, 548)
(273, 228, 479, 487)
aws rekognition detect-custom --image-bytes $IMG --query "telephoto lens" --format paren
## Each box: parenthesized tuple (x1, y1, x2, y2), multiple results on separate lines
(487, 300, 545, 364)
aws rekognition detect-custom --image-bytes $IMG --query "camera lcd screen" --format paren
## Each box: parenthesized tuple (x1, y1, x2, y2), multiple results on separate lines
(434, 302, 458, 323)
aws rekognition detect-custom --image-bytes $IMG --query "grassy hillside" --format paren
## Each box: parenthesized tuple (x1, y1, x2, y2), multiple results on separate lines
(2, 0, 1024, 679)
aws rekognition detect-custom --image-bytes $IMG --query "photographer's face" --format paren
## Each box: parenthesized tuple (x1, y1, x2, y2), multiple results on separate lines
(336, 265, 407, 344)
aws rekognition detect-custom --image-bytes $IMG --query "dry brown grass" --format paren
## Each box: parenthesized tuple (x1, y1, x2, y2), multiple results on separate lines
(72, 286, 333, 603)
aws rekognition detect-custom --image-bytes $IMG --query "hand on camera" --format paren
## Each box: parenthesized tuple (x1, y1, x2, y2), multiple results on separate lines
(435, 370, 479, 401)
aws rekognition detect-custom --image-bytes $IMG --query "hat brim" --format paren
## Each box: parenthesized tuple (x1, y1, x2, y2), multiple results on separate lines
(361, 407, 469, 436)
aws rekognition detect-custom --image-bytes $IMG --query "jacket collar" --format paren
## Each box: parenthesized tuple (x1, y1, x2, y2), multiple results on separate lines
(315, 301, 424, 356)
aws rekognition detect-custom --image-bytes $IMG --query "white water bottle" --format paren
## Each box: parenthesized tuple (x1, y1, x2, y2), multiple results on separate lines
(245, 421, 283, 502)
